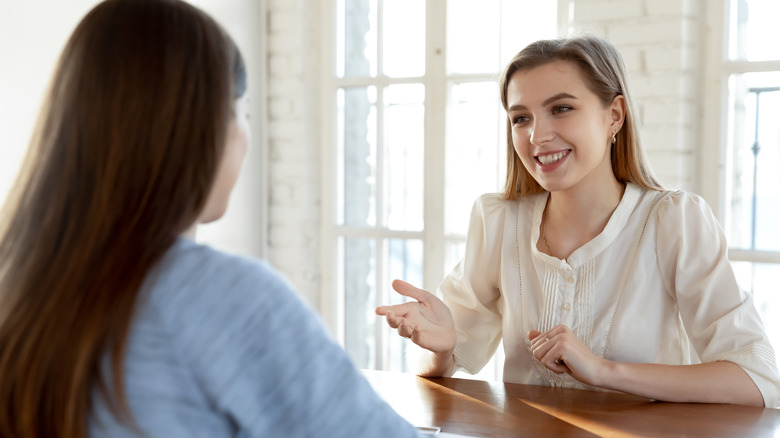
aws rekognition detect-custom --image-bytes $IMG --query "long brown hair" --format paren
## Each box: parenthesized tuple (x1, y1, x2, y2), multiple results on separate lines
(498, 35, 663, 199)
(0, 0, 245, 436)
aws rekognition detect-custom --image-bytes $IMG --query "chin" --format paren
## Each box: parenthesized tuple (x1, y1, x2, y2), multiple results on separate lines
(539, 181, 573, 194)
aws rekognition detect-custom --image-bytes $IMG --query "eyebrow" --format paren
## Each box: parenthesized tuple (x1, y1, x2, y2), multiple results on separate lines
(507, 92, 577, 112)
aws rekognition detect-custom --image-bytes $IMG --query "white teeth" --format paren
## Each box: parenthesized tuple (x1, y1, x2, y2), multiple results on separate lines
(538, 151, 566, 165)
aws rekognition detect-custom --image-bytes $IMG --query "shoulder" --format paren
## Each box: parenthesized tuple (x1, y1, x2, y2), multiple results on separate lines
(473, 192, 535, 218)
(152, 237, 290, 295)
(649, 189, 727, 260)
(656, 189, 711, 210)
(143, 238, 303, 331)
(652, 189, 719, 228)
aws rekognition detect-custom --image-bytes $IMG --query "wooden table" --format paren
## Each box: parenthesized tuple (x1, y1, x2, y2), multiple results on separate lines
(364, 370, 780, 437)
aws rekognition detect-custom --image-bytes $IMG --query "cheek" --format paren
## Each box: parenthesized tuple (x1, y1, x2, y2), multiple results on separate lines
(235, 121, 250, 162)
(197, 122, 249, 224)
(226, 122, 249, 174)
(511, 128, 532, 157)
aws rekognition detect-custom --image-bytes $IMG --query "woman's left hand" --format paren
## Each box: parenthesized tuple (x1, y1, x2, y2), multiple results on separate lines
(528, 324, 610, 387)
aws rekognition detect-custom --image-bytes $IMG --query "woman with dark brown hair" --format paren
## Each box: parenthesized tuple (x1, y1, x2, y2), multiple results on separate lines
(0, 1, 420, 437)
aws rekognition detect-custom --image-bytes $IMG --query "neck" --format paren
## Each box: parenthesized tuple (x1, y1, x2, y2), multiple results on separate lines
(541, 179, 626, 260)
(182, 224, 197, 239)
(548, 178, 624, 223)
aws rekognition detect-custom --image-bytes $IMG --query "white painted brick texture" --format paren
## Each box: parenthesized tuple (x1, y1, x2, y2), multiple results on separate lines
(568, 0, 703, 190)
(266, 0, 322, 308)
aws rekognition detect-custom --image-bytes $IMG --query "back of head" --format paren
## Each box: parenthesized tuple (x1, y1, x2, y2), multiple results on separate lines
(0, 1, 244, 436)
(498, 35, 662, 199)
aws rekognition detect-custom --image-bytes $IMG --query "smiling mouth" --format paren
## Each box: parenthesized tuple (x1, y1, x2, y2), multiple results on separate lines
(536, 150, 570, 165)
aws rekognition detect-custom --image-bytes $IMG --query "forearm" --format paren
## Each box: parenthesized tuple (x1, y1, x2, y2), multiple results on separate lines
(418, 350, 455, 377)
(601, 360, 764, 406)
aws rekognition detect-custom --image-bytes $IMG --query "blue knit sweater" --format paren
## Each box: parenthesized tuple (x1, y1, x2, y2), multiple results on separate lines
(89, 237, 419, 437)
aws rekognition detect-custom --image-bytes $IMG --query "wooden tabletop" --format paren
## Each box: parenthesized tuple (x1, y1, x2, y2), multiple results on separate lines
(363, 370, 780, 437)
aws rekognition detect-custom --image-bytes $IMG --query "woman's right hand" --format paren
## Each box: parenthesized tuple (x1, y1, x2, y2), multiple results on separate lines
(375, 279, 456, 355)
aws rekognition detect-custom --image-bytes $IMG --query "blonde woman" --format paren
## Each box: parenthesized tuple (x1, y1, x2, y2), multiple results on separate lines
(378, 35, 780, 408)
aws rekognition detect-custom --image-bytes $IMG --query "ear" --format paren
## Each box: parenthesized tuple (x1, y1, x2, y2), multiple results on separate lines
(609, 94, 626, 133)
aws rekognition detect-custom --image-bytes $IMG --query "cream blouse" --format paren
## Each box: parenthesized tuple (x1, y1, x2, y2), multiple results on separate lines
(440, 183, 780, 407)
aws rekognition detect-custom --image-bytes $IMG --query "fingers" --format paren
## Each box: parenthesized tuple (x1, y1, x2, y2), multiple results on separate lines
(530, 325, 568, 343)
(377, 279, 439, 317)
(380, 311, 417, 341)
(375, 300, 419, 317)
(391, 279, 432, 303)
(530, 327, 560, 351)
(397, 320, 416, 340)
(382, 311, 400, 329)
(530, 335, 568, 374)
(531, 333, 553, 356)
(379, 309, 417, 338)
(529, 326, 584, 375)
(376, 280, 432, 316)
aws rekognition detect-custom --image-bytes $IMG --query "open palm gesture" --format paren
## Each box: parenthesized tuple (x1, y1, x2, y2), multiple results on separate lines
(376, 280, 456, 355)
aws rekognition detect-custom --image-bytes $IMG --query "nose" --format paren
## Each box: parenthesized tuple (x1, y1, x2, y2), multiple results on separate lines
(530, 117, 554, 146)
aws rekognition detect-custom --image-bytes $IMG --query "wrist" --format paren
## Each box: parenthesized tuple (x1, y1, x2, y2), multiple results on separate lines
(595, 358, 619, 389)
(434, 349, 454, 368)
(420, 349, 455, 377)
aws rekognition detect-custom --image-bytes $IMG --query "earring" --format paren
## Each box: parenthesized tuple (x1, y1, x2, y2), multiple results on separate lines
(611, 132, 617, 144)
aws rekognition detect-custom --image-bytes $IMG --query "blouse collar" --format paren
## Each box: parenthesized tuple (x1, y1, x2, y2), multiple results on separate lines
(531, 183, 643, 268)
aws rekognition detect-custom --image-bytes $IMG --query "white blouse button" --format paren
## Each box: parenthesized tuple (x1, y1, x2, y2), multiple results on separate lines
(563, 303, 572, 311)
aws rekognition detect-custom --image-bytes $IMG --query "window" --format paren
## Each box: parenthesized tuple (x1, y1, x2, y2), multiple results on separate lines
(703, 0, 780, 353)
(322, 0, 557, 379)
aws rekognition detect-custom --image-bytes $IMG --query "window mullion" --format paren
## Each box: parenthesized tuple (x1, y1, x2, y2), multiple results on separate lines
(729, 249, 780, 264)
(423, 0, 447, 292)
(700, 0, 729, 219)
(375, 87, 387, 370)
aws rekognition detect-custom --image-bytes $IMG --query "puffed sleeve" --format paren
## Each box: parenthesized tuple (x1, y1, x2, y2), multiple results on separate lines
(655, 191, 780, 407)
(439, 194, 506, 375)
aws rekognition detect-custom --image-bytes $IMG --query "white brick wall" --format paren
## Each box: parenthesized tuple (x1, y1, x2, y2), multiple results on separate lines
(265, 0, 707, 310)
(266, 0, 322, 308)
(566, 0, 703, 190)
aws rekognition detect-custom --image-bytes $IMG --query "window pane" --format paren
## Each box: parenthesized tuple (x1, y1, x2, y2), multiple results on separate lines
(498, 0, 558, 66)
(447, 0, 557, 74)
(447, 0, 500, 74)
(339, 0, 377, 77)
(384, 84, 425, 231)
(383, 238, 424, 372)
(729, 0, 780, 62)
(726, 73, 780, 251)
(732, 262, 780, 356)
(343, 237, 377, 369)
(444, 239, 466, 276)
(445, 81, 504, 235)
(387, 238, 423, 287)
(383, 0, 425, 77)
(339, 87, 377, 227)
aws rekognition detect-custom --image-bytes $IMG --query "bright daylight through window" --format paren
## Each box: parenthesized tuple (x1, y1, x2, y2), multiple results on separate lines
(329, 0, 557, 379)
(724, 0, 780, 355)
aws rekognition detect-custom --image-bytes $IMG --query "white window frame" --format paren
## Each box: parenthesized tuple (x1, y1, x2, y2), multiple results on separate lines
(701, 0, 780, 266)
(319, 0, 452, 365)
(320, 0, 446, 348)
(319, 0, 560, 377)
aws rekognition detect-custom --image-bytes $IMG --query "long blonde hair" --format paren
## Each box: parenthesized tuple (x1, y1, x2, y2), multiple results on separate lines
(498, 35, 662, 199)
(0, 1, 245, 436)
